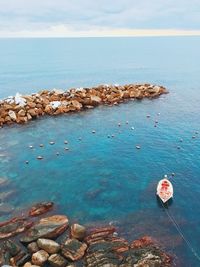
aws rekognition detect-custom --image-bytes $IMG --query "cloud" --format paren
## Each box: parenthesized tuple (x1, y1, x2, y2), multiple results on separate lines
(0, 0, 200, 37)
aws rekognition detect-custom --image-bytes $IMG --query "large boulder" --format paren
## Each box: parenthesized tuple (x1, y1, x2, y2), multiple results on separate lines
(20, 215, 69, 243)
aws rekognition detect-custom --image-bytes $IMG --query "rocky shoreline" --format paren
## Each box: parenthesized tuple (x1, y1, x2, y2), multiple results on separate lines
(0, 84, 167, 126)
(0, 202, 172, 267)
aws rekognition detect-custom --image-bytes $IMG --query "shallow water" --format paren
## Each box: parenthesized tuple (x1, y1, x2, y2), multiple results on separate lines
(0, 37, 200, 266)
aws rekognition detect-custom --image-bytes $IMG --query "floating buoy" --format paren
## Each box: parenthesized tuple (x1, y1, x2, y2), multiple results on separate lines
(177, 146, 181, 149)
(64, 140, 68, 144)
(146, 114, 151, 118)
(131, 127, 134, 130)
(107, 135, 111, 138)
(118, 123, 121, 127)
(37, 156, 43, 160)
(25, 161, 29, 164)
(79, 137, 82, 141)
(56, 152, 59, 156)
(49, 141, 55, 145)
(136, 145, 141, 149)
(155, 120, 159, 124)
(29, 145, 34, 149)
(92, 130, 96, 134)
(171, 172, 175, 176)
(195, 131, 199, 134)
(111, 134, 115, 138)
(179, 138, 183, 142)
(39, 144, 44, 147)
(192, 136, 196, 139)
(64, 147, 69, 151)
(126, 121, 129, 124)
(157, 112, 160, 115)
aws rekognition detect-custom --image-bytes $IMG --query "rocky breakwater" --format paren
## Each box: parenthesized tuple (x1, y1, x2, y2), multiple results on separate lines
(0, 84, 168, 126)
(0, 202, 172, 267)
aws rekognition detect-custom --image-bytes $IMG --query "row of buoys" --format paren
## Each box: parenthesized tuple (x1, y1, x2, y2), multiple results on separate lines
(25, 114, 199, 163)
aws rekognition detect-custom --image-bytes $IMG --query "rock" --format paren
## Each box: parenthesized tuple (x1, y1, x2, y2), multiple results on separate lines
(48, 254, 67, 267)
(23, 263, 32, 267)
(4, 239, 21, 256)
(20, 215, 69, 243)
(0, 217, 33, 240)
(18, 109, 26, 117)
(29, 202, 54, 217)
(71, 223, 86, 240)
(71, 100, 82, 110)
(10, 251, 31, 266)
(61, 239, 87, 261)
(8, 110, 17, 121)
(32, 250, 49, 266)
(85, 226, 116, 244)
(27, 242, 39, 254)
(130, 235, 154, 249)
(37, 238, 60, 254)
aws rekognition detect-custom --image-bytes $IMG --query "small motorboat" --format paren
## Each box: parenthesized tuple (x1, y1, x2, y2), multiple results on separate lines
(157, 175, 173, 203)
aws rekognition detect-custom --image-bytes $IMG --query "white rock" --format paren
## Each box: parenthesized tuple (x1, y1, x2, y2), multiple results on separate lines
(50, 101, 61, 109)
(15, 93, 26, 106)
(8, 110, 17, 121)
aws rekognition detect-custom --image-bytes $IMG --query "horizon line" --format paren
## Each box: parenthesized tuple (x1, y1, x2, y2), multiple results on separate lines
(1, 28, 200, 38)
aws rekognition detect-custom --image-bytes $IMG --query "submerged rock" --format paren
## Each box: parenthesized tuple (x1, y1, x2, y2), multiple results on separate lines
(0, 203, 15, 214)
(4, 239, 21, 256)
(0, 217, 33, 240)
(20, 215, 69, 243)
(28, 202, 54, 217)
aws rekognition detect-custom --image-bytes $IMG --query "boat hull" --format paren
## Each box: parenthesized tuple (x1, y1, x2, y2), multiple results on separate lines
(156, 179, 173, 203)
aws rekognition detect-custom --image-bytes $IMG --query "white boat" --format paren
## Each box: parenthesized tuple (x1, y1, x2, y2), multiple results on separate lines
(157, 175, 173, 203)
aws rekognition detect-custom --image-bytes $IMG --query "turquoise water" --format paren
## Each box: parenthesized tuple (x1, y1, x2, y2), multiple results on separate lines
(1, 37, 200, 266)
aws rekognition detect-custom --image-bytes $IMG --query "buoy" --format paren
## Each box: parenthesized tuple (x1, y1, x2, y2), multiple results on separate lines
(37, 156, 43, 160)
(192, 136, 196, 139)
(25, 161, 29, 164)
(146, 114, 151, 118)
(92, 130, 96, 134)
(49, 141, 55, 145)
(118, 123, 121, 127)
(79, 137, 82, 141)
(107, 135, 111, 138)
(177, 146, 181, 149)
(155, 120, 158, 124)
(136, 145, 141, 149)
(64, 140, 68, 144)
(111, 134, 115, 138)
(56, 152, 59, 156)
(29, 145, 34, 149)
(64, 147, 69, 151)
(126, 121, 129, 124)
(171, 172, 175, 176)
(39, 144, 44, 147)
(131, 127, 134, 130)
(179, 138, 183, 142)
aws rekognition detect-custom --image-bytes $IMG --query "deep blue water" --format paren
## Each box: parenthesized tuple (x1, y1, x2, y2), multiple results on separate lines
(0, 37, 200, 266)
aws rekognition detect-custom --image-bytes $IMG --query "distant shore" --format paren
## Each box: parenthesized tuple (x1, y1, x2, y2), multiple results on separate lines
(0, 83, 168, 127)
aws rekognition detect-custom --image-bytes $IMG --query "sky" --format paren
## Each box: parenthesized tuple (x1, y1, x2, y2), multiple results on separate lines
(0, 0, 200, 37)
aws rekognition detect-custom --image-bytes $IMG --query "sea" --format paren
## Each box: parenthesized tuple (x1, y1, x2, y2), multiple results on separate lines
(0, 37, 200, 266)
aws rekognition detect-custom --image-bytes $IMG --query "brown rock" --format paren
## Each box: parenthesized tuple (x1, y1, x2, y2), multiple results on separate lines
(27, 242, 39, 254)
(48, 253, 67, 267)
(32, 250, 49, 266)
(71, 223, 86, 240)
(29, 202, 54, 217)
(37, 238, 60, 254)
(61, 239, 87, 261)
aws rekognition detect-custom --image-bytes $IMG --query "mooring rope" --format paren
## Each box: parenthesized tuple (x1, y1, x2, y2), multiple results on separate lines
(161, 200, 200, 262)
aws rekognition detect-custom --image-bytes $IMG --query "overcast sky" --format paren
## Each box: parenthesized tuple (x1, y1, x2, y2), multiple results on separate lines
(1, 0, 200, 37)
